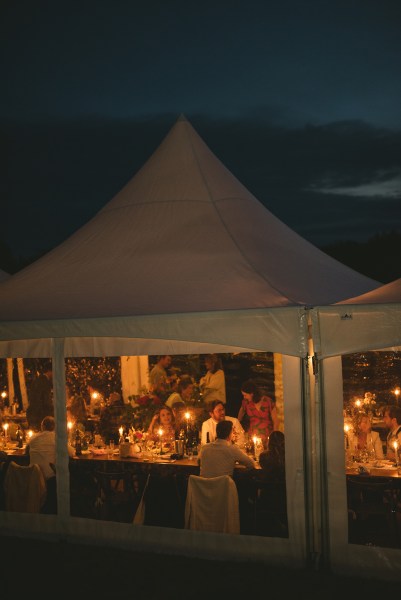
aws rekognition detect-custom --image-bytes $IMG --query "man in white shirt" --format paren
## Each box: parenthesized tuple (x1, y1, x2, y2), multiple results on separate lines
(199, 420, 255, 478)
(28, 416, 74, 513)
(201, 400, 245, 448)
(383, 405, 401, 460)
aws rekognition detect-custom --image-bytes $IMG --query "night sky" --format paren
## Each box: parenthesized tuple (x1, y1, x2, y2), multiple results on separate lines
(1, 0, 401, 259)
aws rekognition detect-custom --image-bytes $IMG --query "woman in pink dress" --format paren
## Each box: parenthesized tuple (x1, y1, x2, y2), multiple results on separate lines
(238, 379, 279, 448)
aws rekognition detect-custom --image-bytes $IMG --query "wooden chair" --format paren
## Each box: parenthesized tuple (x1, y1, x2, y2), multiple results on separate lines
(184, 474, 240, 534)
(93, 470, 136, 522)
(4, 461, 47, 513)
(249, 477, 288, 538)
(347, 476, 398, 547)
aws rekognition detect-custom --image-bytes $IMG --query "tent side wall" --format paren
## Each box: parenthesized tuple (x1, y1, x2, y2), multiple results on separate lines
(312, 303, 401, 582)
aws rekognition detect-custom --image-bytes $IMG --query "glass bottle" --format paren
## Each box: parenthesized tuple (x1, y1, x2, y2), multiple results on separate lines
(16, 426, 23, 448)
(75, 428, 82, 456)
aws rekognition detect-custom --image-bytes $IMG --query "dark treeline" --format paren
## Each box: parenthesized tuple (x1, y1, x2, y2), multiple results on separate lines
(320, 230, 401, 285)
(1, 230, 400, 284)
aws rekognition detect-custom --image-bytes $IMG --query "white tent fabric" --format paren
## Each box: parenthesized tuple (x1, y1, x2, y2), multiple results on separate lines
(0, 116, 383, 570)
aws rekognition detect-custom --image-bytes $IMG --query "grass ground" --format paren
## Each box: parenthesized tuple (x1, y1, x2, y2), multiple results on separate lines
(2, 534, 400, 598)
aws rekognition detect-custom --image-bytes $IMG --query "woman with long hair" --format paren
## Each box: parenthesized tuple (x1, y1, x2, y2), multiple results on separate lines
(349, 412, 384, 460)
(147, 405, 177, 446)
(238, 379, 279, 448)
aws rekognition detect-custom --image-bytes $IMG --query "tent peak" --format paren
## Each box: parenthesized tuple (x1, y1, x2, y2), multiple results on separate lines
(177, 113, 188, 122)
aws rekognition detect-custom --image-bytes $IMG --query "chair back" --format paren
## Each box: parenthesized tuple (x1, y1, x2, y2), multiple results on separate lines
(184, 474, 240, 534)
(4, 461, 46, 513)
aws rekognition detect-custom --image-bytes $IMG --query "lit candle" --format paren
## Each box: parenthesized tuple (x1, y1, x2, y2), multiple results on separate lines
(1, 391, 7, 399)
(354, 399, 362, 409)
(344, 424, 350, 450)
(3, 423, 9, 436)
(67, 421, 73, 431)
(393, 440, 399, 466)
(158, 427, 164, 455)
(27, 430, 33, 439)
(119, 426, 124, 438)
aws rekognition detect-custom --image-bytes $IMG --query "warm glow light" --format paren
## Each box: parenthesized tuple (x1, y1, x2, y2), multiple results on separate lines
(344, 424, 350, 433)
(3, 423, 9, 432)
(252, 435, 258, 445)
(92, 391, 99, 400)
(184, 412, 190, 420)
(27, 430, 33, 439)
(393, 440, 399, 451)
(119, 427, 124, 437)
(394, 387, 400, 397)
(67, 421, 73, 430)
(354, 399, 362, 408)
(1, 391, 7, 399)
(158, 428, 163, 437)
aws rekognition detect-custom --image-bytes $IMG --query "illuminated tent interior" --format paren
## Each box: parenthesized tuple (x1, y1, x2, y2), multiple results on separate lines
(310, 277, 401, 580)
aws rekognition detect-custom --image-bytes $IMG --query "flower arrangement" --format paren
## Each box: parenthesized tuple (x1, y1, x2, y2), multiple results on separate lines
(127, 389, 162, 430)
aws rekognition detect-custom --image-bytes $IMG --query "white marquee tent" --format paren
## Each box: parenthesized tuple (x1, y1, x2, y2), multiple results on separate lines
(0, 116, 381, 569)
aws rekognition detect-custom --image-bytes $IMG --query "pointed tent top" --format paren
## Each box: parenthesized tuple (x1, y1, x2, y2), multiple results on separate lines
(0, 119, 380, 320)
(177, 113, 188, 122)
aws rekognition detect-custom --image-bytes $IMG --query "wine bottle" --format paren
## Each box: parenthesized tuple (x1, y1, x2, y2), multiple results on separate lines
(16, 426, 23, 448)
(75, 429, 82, 456)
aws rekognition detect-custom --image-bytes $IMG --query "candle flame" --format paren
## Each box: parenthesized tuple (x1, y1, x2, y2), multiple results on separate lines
(158, 428, 163, 436)
(67, 421, 73, 430)
(344, 424, 350, 433)
(185, 412, 190, 420)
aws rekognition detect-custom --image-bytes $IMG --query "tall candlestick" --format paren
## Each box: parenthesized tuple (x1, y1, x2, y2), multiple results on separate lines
(158, 428, 164, 455)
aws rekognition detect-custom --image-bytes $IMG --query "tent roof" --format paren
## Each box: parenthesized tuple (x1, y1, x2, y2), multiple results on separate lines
(338, 277, 401, 305)
(0, 116, 379, 323)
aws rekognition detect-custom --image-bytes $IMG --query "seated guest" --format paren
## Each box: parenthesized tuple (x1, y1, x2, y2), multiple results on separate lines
(348, 412, 384, 460)
(165, 376, 194, 408)
(254, 430, 288, 537)
(199, 420, 255, 478)
(148, 406, 177, 447)
(201, 400, 245, 447)
(383, 405, 401, 459)
(27, 416, 74, 514)
(259, 431, 286, 481)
